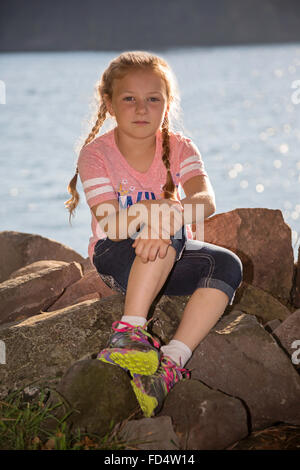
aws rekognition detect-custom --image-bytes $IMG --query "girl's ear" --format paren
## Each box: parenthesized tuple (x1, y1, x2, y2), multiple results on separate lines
(103, 94, 114, 116)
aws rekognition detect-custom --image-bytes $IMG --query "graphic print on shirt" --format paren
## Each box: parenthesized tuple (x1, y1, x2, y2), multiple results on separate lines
(116, 175, 181, 209)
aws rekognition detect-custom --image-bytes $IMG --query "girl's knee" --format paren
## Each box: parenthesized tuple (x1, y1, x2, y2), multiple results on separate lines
(222, 250, 243, 289)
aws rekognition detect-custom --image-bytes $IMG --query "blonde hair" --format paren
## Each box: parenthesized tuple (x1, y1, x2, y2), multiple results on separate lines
(65, 50, 184, 223)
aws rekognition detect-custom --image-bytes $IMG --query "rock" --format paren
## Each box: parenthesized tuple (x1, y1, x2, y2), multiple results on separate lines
(0, 261, 83, 325)
(202, 208, 294, 303)
(226, 282, 291, 325)
(264, 319, 282, 334)
(187, 311, 300, 430)
(47, 269, 116, 311)
(52, 359, 139, 438)
(80, 257, 97, 274)
(0, 231, 85, 283)
(8, 260, 68, 279)
(119, 416, 180, 450)
(272, 309, 300, 371)
(0, 295, 125, 398)
(291, 247, 300, 308)
(150, 294, 191, 344)
(159, 380, 248, 450)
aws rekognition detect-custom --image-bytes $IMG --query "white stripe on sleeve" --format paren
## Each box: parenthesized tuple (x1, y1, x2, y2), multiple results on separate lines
(180, 163, 205, 178)
(86, 185, 115, 201)
(180, 155, 201, 168)
(82, 177, 111, 189)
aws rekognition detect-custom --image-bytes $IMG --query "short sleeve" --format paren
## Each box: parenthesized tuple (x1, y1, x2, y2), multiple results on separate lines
(179, 137, 208, 186)
(77, 145, 117, 209)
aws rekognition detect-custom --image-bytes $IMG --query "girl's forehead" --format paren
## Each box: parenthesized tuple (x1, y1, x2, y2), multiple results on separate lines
(113, 70, 167, 94)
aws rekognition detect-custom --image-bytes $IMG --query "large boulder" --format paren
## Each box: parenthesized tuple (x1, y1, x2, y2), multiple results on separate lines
(201, 208, 294, 303)
(159, 380, 248, 450)
(47, 268, 116, 312)
(0, 295, 125, 398)
(51, 359, 139, 438)
(0, 261, 83, 325)
(291, 246, 300, 308)
(0, 231, 85, 283)
(272, 309, 300, 372)
(226, 281, 291, 325)
(187, 311, 300, 430)
(119, 416, 180, 450)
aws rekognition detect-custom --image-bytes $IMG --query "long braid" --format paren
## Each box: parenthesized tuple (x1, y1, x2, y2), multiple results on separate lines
(64, 101, 107, 224)
(161, 113, 177, 200)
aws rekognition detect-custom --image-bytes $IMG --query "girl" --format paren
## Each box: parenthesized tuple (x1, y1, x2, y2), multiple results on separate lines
(65, 51, 243, 418)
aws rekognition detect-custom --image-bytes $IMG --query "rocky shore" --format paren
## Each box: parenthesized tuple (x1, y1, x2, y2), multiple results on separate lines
(0, 207, 299, 450)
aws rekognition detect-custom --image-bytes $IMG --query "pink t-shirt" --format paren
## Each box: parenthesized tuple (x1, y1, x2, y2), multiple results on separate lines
(77, 127, 208, 263)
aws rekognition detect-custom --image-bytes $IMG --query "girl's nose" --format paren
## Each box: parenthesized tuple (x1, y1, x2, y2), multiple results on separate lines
(136, 100, 147, 112)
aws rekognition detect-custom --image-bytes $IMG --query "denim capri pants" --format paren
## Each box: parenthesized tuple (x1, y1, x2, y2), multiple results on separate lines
(92, 226, 243, 306)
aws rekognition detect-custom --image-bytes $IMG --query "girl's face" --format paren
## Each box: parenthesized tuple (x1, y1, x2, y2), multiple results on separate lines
(104, 69, 170, 139)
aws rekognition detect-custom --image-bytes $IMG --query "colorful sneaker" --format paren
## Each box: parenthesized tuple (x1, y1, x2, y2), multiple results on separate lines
(97, 320, 161, 376)
(131, 355, 191, 417)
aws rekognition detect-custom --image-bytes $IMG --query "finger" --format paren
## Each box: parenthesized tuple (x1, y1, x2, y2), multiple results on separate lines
(159, 243, 168, 258)
(148, 244, 160, 262)
(140, 243, 151, 263)
(134, 240, 145, 257)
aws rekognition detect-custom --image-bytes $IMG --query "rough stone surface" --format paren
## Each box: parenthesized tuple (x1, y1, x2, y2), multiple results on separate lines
(0, 295, 125, 398)
(160, 380, 249, 450)
(272, 309, 300, 371)
(291, 247, 300, 308)
(187, 311, 300, 430)
(0, 261, 83, 325)
(52, 359, 139, 438)
(264, 319, 282, 334)
(202, 208, 294, 303)
(227, 282, 291, 325)
(119, 416, 180, 450)
(0, 231, 85, 283)
(47, 269, 115, 311)
(8, 260, 68, 279)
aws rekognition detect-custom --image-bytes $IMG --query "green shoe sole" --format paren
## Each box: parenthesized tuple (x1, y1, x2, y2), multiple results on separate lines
(131, 380, 158, 418)
(98, 348, 160, 375)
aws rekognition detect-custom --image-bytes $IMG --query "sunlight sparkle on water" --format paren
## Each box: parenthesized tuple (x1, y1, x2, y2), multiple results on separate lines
(256, 184, 264, 193)
(279, 144, 289, 154)
(274, 160, 282, 168)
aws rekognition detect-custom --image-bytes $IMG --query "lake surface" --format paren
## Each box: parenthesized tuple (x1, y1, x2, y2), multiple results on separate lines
(1, 44, 300, 261)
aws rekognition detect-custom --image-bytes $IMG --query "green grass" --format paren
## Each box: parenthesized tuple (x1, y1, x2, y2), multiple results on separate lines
(0, 386, 133, 450)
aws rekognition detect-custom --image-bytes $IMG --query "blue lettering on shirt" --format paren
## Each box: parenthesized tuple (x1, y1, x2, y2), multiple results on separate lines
(117, 191, 156, 208)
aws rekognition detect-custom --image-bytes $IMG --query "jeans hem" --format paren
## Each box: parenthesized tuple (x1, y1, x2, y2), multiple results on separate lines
(196, 277, 236, 305)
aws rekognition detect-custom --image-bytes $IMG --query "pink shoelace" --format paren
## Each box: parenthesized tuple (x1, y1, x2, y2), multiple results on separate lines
(111, 320, 160, 349)
(159, 356, 191, 393)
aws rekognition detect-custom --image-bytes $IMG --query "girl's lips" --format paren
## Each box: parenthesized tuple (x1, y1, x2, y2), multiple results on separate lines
(133, 121, 149, 124)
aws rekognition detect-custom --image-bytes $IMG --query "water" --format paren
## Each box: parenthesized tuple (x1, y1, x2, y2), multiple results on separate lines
(1, 44, 300, 261)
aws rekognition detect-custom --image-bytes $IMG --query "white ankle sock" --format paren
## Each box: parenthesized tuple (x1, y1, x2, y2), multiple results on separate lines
(119, 315, 147, 328)
(161, 339, 192, 368)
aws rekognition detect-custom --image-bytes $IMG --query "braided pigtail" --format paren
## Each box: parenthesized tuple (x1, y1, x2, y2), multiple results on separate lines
(161, 113, 177, 200)
(64, 101, 108, 224)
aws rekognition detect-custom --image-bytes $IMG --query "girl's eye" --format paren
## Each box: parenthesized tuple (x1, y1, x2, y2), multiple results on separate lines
(123, 97, 160, 102)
